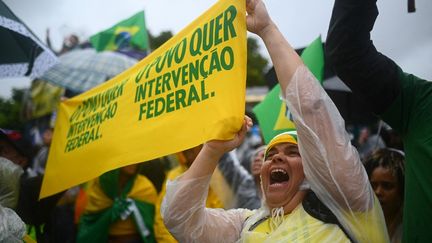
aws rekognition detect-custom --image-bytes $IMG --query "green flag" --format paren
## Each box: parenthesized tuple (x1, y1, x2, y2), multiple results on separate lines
(90, 11, 149, 52)
(300, 36, 325, 84)
(253, 36, 324, 144)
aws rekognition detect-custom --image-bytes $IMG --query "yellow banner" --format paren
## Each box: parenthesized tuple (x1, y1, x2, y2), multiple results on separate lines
(41, 0, 247, 198)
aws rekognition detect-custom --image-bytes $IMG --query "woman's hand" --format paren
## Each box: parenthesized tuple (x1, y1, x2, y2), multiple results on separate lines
(246, 0, 274, 37)
(204, 116, 253, 158)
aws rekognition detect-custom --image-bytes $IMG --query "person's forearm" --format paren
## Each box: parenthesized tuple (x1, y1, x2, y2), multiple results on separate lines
(180, 145, 223, 180)
(326, 0, 401, 114)
(259, 23, 303, 94)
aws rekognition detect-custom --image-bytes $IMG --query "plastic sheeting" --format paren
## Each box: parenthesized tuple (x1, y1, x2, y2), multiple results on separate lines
(0, 205, 26, 242)
(0, 157, 23, 209)
(161, 66, 389, 243)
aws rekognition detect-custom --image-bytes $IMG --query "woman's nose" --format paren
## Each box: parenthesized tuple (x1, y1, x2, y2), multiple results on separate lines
(374, 185, 383, 196)
(271, 152, 284, 162)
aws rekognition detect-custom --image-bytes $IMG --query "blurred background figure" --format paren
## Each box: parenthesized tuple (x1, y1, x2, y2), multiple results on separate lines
(250, 145, 266, 198)
(0, 128, 33, 170)
(356, 124, 386, 161)
(46, 28, 81, 56)
(364, 148, 405, 243)
(31, 127, 53, 176)
(77, 163, 167, 243)
(0, 128, 65, 242)
(235, 124, 263, 173)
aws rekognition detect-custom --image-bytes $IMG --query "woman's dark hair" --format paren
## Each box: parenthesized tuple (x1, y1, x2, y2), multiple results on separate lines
(364, 148, 405, 199)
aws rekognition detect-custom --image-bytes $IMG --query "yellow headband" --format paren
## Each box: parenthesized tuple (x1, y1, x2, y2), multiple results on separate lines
(265, 131, 298, 159)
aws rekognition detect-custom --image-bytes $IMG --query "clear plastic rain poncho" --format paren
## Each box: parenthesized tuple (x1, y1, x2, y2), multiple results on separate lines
(0, 205, 26, 243)
(0, 157, 26, 242)
(161, 66, 389, 243)
(0, 157, 24, 209)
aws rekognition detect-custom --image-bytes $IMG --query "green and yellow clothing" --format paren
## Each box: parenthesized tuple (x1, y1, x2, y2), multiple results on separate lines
(77, 169, 168, 243)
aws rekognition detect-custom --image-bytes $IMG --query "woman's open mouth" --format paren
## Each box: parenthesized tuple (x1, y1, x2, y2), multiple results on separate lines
(270, 168, 289, 186)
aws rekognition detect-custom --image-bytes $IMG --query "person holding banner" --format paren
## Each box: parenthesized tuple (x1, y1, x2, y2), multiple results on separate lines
(161, 0, 388, 242)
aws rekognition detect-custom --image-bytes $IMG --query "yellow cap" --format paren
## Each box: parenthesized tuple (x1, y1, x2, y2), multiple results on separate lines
(265, 131, 297, 159)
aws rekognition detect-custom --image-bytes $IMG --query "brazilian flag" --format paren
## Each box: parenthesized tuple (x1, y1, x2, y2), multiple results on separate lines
(253, 36, 324, 144)
(90, 11, 149, 52)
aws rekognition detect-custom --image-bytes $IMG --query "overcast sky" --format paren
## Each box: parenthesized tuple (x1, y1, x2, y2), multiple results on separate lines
(1, 0, 431, 98)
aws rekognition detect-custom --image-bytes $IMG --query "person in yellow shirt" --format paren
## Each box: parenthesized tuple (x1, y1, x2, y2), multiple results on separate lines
(77, 163, 170, 243)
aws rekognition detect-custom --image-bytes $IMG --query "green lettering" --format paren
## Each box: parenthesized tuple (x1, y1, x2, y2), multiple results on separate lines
(224, 6, 237, 40)
(221, 46, 234, 70)
(67, 124, 75, 139)
(200, 55, 209, 79)
(155, 75, 163, 95)
(154, 97, 165, 117)
(189, 60, 200, 83)
(175, 89, 187, 109)
(135, 68, 145, 83)
(200, 80, 209, 100)
(147, 79, 155, 97)
(190, 28, 203, 56)
(187, 84, 201, 106)
(209, 50, 222, 75)
(214, 14, 223, 45)
(95, 125, 101, 139)
(146, 99, 155, 119)
(138, 102, 147, 121)
(175, 38, 187, 63)
(171, 68, 181, 88)
(165, 46, 177, 69)
(84, 131, 91, 144)
(202, 19, 214, 51)
(155, 54, 166, 73)
(162, 72, 172, 92)
(166, 92, 175, 112)
(135, 83, 147, 102)
(181, 65, 189, 85)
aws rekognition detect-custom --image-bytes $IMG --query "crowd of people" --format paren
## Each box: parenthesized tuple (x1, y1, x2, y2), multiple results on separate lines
(1, 0, 431, 242)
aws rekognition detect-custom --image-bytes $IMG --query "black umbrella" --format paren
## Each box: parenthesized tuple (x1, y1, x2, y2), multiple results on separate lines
(0, 0, 57, 78)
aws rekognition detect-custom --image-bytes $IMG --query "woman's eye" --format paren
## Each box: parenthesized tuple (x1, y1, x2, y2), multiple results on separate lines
(288, 151, 300, 157)
(382, 182, 395, 190)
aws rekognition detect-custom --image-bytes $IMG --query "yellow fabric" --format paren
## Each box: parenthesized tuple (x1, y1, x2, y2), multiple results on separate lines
(29, 79, 64, 119)
(343, 196, 389, 243)
(41, 0, 247, 199)
(273, 102, 296, 131)
(244, 205, 348, 242)
(209, 166, 235, 209)
(23, 234, 37, 243)
(84, 174, 169, 241)
(265, 131, 297, 158)
(242, 197, 387, 243)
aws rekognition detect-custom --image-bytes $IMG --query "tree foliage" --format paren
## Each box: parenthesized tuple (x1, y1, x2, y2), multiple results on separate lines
(247, 37, 268, 87)
(149, 31, 174, 50)
(0, 88, 25, 130)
